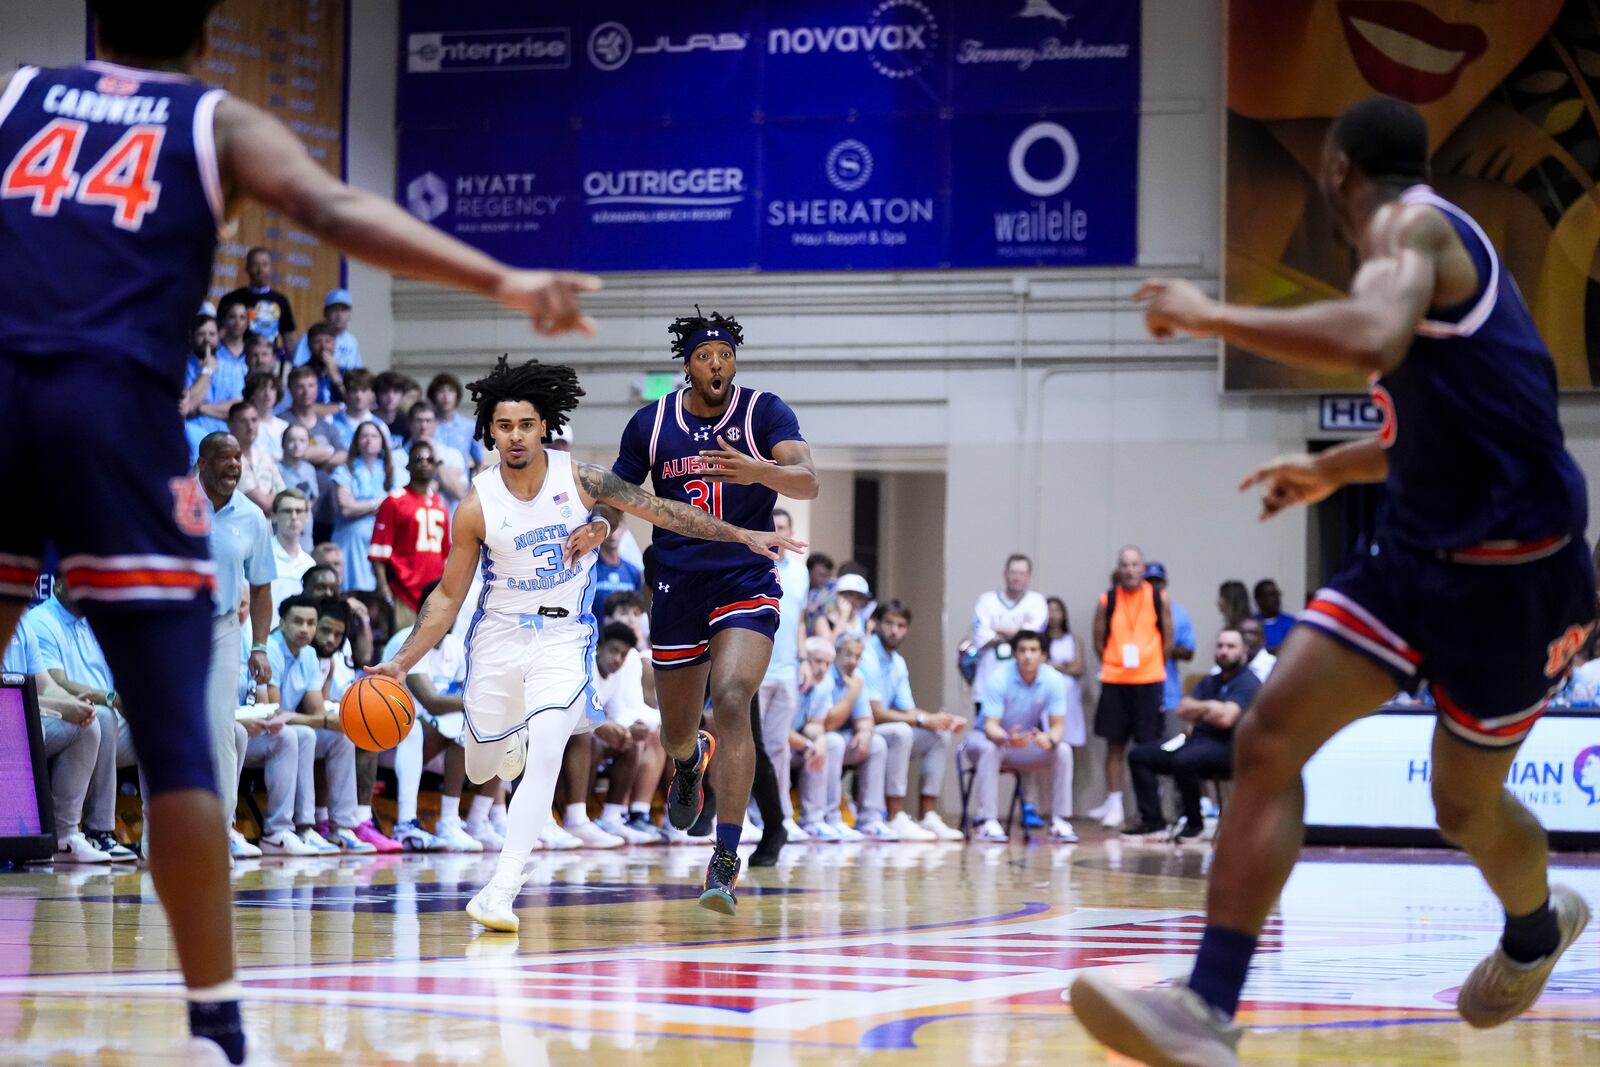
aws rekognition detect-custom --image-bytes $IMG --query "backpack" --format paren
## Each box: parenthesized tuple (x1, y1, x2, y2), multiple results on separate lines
(1105, 580, 1166, 643)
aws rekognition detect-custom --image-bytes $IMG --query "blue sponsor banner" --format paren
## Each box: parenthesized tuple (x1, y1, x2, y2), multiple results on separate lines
(760, 118, 947, 270)
(949, 1, 1140, 112)
(396, 126, 580, 268)
(948, 112, 1136, 268)
(395, 0, 1141, 271)
(760, 0, 950, 119)
(577, 126, 760, 271)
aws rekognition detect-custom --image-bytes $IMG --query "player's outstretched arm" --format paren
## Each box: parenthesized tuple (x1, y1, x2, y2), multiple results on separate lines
(1135, 205, 1448, 374)
(214, 96, 600, 336)
(1238, 437, 1387, 521)
(369, 494, 484, 679)
(573, 462, 806, 562)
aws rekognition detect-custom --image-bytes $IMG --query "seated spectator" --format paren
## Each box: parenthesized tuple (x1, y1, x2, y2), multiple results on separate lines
(244, 330, 281, 387)
(227, 401, 286, 514)
(428, 372, 486, 470)
(6, 607, 122, 862)
(591, 622, 667, 843)
(269, 489, 315, 609)
(382, 589, 492, 852)
(795, 632, 887, 841)
(222, 246, 297, 355)
(180, 312, 243, 454)
(789, 637, 843, 835)
(393, 401, 469, 512)
(961, 630, 1078, 843)
(861, 600, 965, 842)
(263, 595, 373, 853)
(1253, 578, 1296, 654)
(278, 424, 322, 545)
(282, 365, 340, 468)
(291, 289, 361, 403)
(826, 572, 872, 639)
(803, 552, 836, 637)
(294, 322, 348, 412)
(591, 526, 643, 621)
(216, 298, 252, 364)
(332, 422, 393, 592)
(300, 561, 374, 667)
(1237, 617, 1277, 682)
(237, 655, 321, 856)
(1126, 628, 1261, 840)
(971, 554, 1049, 712)
(1218, 580, 1251, 631)
(330, 368, 390, 456)
(602, 589, 651, 655)
(244, 370, 290, 462)
(369, 443, 449, 627)
(373, 370, 412, 444)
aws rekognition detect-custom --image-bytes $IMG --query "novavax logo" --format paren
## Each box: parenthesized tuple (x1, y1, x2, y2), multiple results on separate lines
(768, 0, 938, 80)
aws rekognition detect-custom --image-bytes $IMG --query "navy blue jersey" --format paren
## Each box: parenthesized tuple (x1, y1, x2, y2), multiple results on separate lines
(1370, 186, 1588, 551)
(0, 62, 225, 388)
(613, 385, 804, 572)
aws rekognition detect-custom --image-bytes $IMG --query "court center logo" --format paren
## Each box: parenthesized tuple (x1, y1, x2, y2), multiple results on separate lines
(1008, 121, 1078, 197)
(406, 172, 450, 222)
(588, 22, 632, 71)
(768, 0, 939, 80)
(1576, 745, 1600, 805)
(826, 140, 874, 192)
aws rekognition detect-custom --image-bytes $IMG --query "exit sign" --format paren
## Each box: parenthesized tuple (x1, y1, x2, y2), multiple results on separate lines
(640, 372, 679, 402)
(1319, 394, 1383, 433)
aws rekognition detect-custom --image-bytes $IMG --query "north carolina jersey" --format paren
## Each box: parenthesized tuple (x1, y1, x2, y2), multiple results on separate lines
(613, 385, 804, 571)
(1372, 186, 1588, 551)
(470, 450, 598, 624)
(0, 62, 226, 387)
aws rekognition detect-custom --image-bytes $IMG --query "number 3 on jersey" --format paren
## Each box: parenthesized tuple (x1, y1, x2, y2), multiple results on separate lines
(685, 479, 724, 518)
(1, 119, 164, 230)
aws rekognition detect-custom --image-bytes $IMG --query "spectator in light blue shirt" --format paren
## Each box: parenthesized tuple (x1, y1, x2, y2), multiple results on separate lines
(1146, 562, 1196, 713)
(181, 312, 248, 459)
(960, 630, 1079, 842)
(292, 291, 362, 406)
(427, 373, 486, 467)
(859, 600, 965, 840)
(793, 633, 887, 839)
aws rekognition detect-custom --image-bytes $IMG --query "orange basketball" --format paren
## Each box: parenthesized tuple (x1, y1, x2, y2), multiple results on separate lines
(339, 675, 415, 751)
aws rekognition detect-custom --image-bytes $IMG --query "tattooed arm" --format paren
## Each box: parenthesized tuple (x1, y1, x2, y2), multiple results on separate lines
(367, 492, 484, 680)
(573, 462, 805, 561)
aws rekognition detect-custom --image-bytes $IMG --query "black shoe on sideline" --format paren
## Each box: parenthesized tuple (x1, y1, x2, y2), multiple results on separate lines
(749, 820, 787, 867)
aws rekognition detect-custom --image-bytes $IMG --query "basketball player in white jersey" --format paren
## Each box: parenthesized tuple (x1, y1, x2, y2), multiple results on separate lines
(371, 357, 802, 931)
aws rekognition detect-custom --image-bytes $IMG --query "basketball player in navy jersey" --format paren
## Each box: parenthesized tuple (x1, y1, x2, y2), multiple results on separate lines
(0, 6, 597, 1062)
(1071, 97, 1595, 1067)
(588, 310, 818, 913)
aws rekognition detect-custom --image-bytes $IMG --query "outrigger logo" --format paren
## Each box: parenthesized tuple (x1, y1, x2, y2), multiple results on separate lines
(768, 0, 939, 80)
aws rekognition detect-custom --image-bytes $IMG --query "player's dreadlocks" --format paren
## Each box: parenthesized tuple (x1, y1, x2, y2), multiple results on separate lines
(466, 355, 585, 446)
(668, 305, 745, 360)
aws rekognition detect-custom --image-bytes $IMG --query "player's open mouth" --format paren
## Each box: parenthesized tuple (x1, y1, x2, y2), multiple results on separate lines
(710, 376, 725, 392)
(1338, 1, 1486, 104)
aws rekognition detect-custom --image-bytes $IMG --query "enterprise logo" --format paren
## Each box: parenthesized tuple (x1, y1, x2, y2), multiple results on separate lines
(407, 29, 571, 73)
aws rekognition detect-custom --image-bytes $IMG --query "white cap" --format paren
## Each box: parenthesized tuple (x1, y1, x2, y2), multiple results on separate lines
(835, 573, 871, 598)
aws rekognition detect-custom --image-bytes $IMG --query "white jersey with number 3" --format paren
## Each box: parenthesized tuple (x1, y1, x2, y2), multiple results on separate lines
(471, 450, 598, 623)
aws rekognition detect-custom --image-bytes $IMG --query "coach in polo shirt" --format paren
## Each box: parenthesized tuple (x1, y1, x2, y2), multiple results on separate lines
(198, 432, 275, 827)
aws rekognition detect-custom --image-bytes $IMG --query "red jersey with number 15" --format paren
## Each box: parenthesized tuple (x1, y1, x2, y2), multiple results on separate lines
(368, 487, 450, 610)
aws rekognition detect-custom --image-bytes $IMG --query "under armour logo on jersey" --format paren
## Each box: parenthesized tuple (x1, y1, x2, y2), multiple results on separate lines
(692, 429, 712, 442)
(658, 582, 670, 593)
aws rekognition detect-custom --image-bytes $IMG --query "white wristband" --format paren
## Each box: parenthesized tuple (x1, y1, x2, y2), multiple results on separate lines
(589, 516, 611, 539)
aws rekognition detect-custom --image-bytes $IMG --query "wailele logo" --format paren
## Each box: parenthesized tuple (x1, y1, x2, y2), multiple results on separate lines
(1576, 745, 1600, 805)
(1008, 122, 1078, 197)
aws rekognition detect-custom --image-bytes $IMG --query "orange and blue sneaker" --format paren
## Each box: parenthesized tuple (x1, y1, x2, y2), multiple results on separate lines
(699, 843, 741, 915)
(667, 730, 716, 830)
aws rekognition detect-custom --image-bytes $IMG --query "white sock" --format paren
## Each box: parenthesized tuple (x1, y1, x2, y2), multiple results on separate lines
(564, 802, 588, 826)
(354, 805, 372, 825)
(186, 980, 242, 1003)
(314, 806, 329, 823)
(602, 803, 626, 824)
(630, 802, 650, 817)
(395, 723, 423, 824)
(467, 794, 494, 823)
(1107, 791, 1122, 803)
(438, 797, 461, 829)
(501, 707, 584, 869)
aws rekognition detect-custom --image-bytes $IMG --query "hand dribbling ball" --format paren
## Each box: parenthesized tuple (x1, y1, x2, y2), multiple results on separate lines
(339, 675, 415, 751)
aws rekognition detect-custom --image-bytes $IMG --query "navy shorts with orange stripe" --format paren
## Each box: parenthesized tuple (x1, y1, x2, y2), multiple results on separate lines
(647, 560, 781, 671)
(1300, 533, 1595, 749)
(0, 353, 218, 798)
